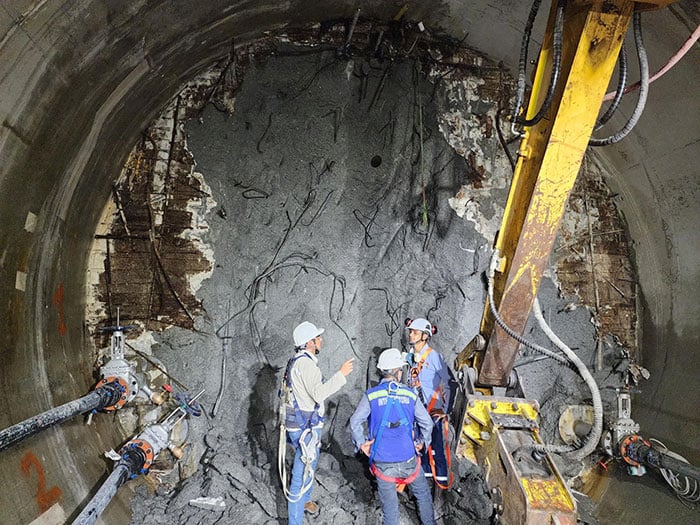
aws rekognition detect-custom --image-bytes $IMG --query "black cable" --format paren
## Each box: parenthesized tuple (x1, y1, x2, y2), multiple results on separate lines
(511, 0, 543, 126)
(515, 0, 566, 127)
(495, 108, 516, 173)
(590, 12, 648, 146)
(595, 44, 628, 130)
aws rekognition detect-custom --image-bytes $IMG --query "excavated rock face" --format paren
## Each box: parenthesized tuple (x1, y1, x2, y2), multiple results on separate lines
(83, 25, 641, 524)
(1, 2, 698, 524)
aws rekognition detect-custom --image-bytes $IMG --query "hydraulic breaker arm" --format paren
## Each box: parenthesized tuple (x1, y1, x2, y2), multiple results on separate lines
(477, 0, 636, 386)
(453, 1, 676, 523)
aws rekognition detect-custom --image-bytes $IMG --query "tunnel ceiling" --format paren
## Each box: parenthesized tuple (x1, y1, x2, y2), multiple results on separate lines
(0, 1, 698, 524)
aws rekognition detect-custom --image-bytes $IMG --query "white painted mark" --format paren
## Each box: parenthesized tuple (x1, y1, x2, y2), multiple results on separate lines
(15, 270, 27, 291)
(25, 211, 38, 232)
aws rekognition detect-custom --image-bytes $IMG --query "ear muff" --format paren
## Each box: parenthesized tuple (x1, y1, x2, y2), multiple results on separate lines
(404, 318, 413, 327)
(431, 325, 438, 336)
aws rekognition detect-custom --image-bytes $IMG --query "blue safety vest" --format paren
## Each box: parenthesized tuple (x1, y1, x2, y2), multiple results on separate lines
(367, 381, 417, 464)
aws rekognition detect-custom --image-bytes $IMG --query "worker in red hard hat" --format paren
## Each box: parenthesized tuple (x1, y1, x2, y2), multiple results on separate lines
(349, 348, 436, 525)
(405, 317, 453, 501)
(278, 321, 354, 524)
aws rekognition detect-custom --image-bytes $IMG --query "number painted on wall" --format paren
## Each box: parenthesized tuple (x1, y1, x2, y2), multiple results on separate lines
(20, 451, 62, 513)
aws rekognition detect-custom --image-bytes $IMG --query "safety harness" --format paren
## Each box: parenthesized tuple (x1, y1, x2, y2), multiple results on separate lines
(367, 382, 422, 486)
(409, 347, 454, 490)
(277, 352, 324, 503)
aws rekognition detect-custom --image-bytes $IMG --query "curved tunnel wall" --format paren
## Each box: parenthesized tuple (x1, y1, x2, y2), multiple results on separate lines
(0, 1, 697, 523)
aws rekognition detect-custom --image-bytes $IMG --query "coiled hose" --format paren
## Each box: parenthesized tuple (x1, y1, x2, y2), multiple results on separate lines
(649, 439, 700, 503)
(487, 250, 603, 460)
(590, 12, 648, 146)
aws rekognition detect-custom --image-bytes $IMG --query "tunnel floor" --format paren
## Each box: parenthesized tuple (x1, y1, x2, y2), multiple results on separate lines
(78, 25, 698, 525)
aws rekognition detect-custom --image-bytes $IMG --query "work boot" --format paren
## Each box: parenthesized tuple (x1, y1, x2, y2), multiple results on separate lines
(304, 501, 319, 514)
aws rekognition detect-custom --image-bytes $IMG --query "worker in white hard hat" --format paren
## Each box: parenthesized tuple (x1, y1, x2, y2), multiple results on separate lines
(349, 348, 436, 525)
(405, 317, 453, 497)
(279, 321, 354, 525)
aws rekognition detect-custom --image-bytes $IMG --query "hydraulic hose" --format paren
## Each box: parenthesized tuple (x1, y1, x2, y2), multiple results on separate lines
(515, 0, 565, 128)
(603, 23, 700, 102)
(486, 251, 572, 369)
(486, 250, 596, 459)
(595, 44, 627, 130)
(590, 12, 648, 146)
(511, 0, 543, 130)
(0, 382, 122, 452)
(513, 0, 566, 126)
(532, 297, 603, 461)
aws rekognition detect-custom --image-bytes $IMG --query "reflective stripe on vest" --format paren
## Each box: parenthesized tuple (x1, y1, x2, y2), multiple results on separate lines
(367, 382, 417, 463)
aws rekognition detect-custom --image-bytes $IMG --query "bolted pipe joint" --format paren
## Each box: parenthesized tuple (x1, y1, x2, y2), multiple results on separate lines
(117, 444, 149, 479)
(94, 380, 125, 411)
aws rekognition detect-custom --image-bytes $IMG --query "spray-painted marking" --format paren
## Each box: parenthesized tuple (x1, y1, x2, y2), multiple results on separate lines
(24, 211, 38, 233)
(20, 451, 62, 513)
(51, 284, 67, 336)
(15, 270, 27, 291)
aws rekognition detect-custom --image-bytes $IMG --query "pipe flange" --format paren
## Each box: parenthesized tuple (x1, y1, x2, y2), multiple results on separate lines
(619, 434, 650, 466)
(126, 439, 156, 472)
(96, 376, 130, 411)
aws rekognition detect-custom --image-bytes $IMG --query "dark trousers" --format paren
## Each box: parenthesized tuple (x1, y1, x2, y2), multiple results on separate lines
(421, 418, 448, 484)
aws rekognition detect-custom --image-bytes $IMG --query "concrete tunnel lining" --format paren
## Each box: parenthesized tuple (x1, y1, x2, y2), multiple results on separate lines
(0, 1, 698, 524)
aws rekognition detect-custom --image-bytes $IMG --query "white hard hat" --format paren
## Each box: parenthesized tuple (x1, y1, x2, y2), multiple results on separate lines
(406, 318, 435, 336)
(293, 321, 325, 347)
(377, 348, 406, 371)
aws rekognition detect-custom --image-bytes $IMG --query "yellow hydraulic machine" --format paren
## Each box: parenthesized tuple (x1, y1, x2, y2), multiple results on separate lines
(453, 1, 675, 523)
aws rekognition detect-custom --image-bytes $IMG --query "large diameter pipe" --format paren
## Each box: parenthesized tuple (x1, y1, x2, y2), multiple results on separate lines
(73, 438, 147, 524)
(72, 465, 130, 525)
(0, 383, 121, 452)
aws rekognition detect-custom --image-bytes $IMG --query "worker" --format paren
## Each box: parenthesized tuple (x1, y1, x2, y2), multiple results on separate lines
(280, 321, 354, 525)
(349, 348, 436, 525)
(405, 318, 453, 494)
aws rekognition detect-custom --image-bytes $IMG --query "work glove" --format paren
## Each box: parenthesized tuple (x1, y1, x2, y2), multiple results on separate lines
(403, 351, 415, 367)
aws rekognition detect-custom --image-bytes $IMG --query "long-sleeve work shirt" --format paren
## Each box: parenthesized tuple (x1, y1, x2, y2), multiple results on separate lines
(408, 346, 451, 412)
(288, 350, 346, 417)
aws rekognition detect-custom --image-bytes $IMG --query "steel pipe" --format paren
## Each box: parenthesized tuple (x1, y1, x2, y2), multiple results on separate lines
(0, 382, 122, 452)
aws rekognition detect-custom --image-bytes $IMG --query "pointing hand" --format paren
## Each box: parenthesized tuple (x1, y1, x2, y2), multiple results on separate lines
(340, 358, 355, 376)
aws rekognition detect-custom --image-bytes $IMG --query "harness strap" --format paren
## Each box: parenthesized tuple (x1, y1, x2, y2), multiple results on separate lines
(411, 347, 445, 412)
(368, 382, 410, 466)
(370, 456, 422, 485)
(279, 352, 324, 503)
(427, 414, 454, 490)
(426, 388, 443, 413)
(284, 352, 323, 429)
